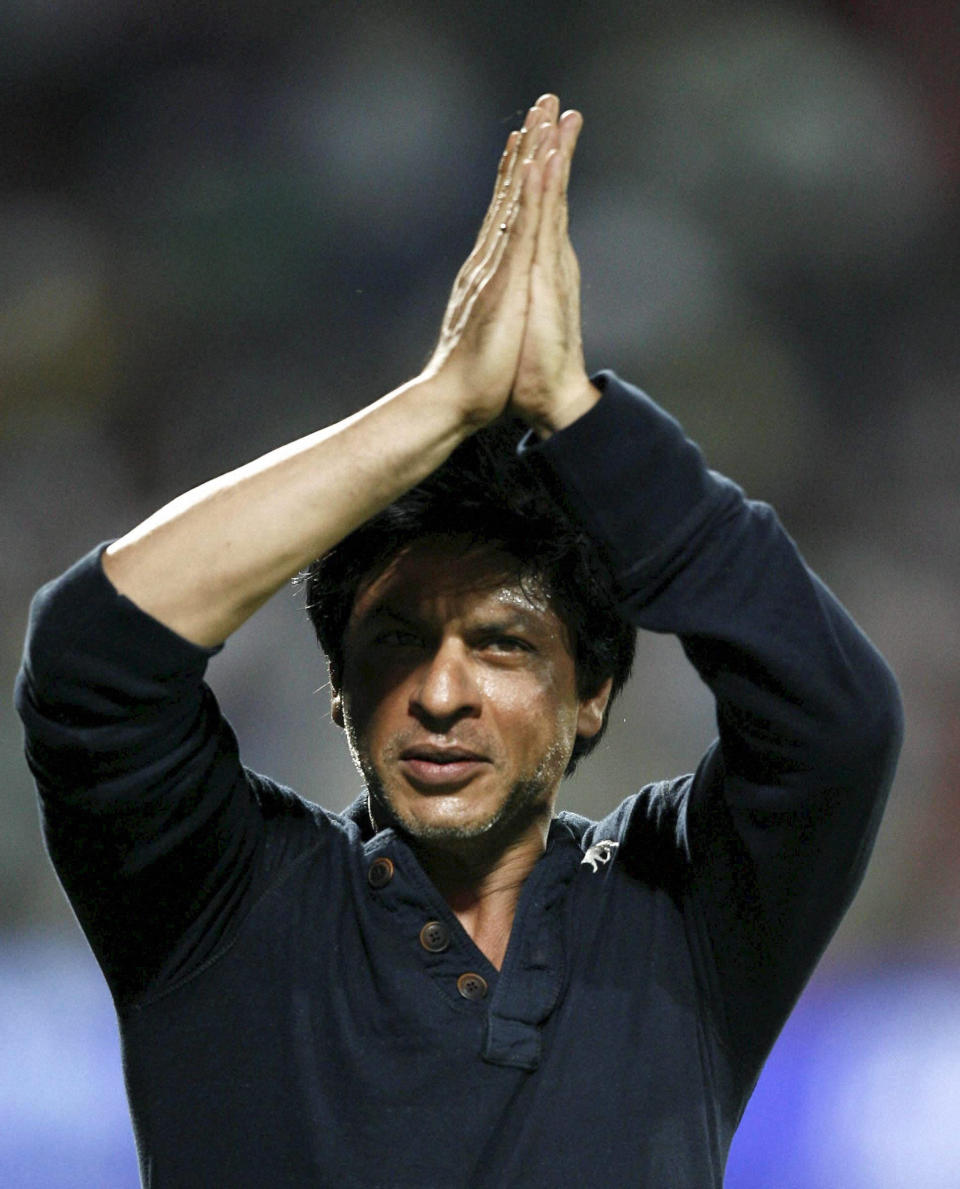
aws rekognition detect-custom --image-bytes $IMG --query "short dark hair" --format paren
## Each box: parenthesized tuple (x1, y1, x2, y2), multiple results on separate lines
(300, 416, 635, 773)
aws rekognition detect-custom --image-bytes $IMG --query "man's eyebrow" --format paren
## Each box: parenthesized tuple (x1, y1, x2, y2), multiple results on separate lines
(471, 608, 553, 636)
(355, 602, 551, 634)
(356, 603, 419, 628)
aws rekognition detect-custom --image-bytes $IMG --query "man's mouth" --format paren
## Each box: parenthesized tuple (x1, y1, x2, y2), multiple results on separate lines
(398, 745, 490, 788)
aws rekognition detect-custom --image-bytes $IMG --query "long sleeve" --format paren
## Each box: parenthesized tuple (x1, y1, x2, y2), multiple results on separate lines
(13, 545, 317, 1004)
(526, 371, 904, 1078)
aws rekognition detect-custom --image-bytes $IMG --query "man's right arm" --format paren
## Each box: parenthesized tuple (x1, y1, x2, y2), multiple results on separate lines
(104, 105, 555, 648)
(14, 101, 562, 1001)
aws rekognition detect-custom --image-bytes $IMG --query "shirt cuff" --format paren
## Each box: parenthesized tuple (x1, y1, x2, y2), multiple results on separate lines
(21, 543, 220, 695)
(519, 371, 730, 571)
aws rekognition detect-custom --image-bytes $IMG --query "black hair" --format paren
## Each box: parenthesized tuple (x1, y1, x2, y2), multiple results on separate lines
(300, 416, 635, 774)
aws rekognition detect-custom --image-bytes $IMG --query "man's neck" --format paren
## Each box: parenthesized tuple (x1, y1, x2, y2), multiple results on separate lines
(414, 820, 549, 972)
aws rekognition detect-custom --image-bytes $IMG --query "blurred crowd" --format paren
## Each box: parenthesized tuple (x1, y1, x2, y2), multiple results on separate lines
(3, 0, 959, 972)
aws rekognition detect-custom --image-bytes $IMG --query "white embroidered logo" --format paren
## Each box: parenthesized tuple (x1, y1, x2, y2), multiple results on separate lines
(581, 840, 619, 873)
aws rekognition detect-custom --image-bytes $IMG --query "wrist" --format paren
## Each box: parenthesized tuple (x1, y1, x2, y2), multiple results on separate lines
(416, 358, 509, 433)
(525, 376, 602, 439)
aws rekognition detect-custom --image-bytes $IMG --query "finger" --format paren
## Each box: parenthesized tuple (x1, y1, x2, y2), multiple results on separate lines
(506, 100, 550, 198)
(485, 154, 547, 344)
(557, 109, 583, 238)
(472, 100, 543, 256)
(532, 126, 564, 269)
(499, 101, 544, 192)
(486, 121, 553, 282)
(558, 112, 582, 186)
(523, 99, 547, 131)
(475, 129, 522, 247)
(534, 93, 560, 124)
(545, 146, 565, 204)
(558, 110, 582, 184)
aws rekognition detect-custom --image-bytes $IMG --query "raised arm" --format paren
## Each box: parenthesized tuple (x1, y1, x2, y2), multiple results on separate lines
(103, 100, 555, 647)
(506, 97, 902, 1080)
(14, 98, 567, 1003)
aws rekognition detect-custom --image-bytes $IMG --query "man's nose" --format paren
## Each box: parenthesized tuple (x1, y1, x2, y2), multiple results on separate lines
(409, 642, 481, 727)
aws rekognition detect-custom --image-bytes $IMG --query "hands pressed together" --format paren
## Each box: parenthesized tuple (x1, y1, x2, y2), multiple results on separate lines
(425, 94, 599, 437)
(98, 96, 597, 648)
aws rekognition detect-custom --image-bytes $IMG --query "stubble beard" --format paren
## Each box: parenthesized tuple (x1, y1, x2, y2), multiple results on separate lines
(346, 723, 568, 854)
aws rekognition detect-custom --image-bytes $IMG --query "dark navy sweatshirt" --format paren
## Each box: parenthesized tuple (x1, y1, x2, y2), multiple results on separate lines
(15, 373, 903, 1187)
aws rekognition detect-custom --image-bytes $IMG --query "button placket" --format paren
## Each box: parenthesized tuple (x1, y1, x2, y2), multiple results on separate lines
(362, 832, 502, 1009)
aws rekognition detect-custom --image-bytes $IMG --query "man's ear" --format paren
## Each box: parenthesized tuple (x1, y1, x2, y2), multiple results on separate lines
(576, 676, 613, 740)
(331, 688, 344, 729)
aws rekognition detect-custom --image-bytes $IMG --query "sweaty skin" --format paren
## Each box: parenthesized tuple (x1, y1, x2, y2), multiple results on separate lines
(334, 538, 609, 844)
(331, 537, 612, 966)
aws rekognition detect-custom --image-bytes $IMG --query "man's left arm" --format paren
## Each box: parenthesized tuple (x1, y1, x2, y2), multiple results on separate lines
(525, 373, 903, 1071)
(510, 100, 904, 1073)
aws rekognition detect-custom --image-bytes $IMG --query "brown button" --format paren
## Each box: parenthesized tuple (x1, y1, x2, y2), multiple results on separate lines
(367, 857, 394, 888)
(419, 920, 451, 953)
(457, 972, 488, 1001)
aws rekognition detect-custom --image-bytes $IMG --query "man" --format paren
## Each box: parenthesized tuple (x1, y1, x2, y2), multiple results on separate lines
(16, 95, 902, 1187)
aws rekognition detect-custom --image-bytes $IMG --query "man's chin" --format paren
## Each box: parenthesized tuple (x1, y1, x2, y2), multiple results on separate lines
(369, 777, 550, 851)
(377, 791, 503, 844)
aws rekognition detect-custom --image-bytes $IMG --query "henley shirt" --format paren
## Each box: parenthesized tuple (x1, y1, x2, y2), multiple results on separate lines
(15, 372, 903, 1187)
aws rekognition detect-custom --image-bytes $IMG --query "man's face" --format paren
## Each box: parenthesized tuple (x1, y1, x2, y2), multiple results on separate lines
(332, 537, 610, 849)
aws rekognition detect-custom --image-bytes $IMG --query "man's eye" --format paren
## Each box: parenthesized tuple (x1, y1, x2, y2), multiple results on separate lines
(374, 629, 421, 647)
(484, 635, 532, 653)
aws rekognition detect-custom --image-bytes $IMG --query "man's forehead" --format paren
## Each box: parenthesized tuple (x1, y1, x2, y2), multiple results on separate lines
(350, 538, 552, 623)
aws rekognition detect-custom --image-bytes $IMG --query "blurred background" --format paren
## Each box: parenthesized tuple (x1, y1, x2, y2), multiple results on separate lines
(2, 0, 959, 1184)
